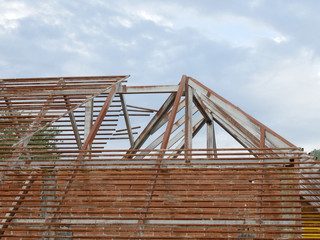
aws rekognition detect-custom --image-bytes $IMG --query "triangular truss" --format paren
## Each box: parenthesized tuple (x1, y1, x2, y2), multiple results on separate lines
(0, 75, 295, 153)
(129, 75, 295, 153)
(1, 75, 319, 239)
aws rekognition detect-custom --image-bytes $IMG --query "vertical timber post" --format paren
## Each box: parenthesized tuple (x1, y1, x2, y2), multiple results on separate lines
(207, 116, 217, 158)
(84, 99, 93, 148)
(84, 99, 93, 162)
(185, 77, 193, 163)
(120, 94, 134, 148)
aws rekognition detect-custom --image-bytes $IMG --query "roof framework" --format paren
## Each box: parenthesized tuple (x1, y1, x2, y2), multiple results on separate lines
(0, 75, 319, 239)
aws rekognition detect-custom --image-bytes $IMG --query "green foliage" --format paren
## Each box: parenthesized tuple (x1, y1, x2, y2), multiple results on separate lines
(28, 126, 61, 160)
(0, 111, 60, 160)
(310, 149, 320, 160)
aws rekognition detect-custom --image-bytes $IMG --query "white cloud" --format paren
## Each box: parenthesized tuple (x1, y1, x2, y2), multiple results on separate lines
(272, 36, 288, 43)
(34, 2, 73, 26)
(135, 10, 172, 27)
(0, 1, 34, 31)
(115, 2, 174, 28)
(121, 2, 284, 48)
(0, 0, 74, 36)
(110, 16, 133, 28)
(141, 34, 153, 40)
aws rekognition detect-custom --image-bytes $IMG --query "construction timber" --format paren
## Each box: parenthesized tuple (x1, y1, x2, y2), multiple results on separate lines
(0, 75, 319, 239)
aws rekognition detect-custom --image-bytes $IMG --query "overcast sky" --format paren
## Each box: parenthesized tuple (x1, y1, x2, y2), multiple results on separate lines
(1, 0, 319, 151)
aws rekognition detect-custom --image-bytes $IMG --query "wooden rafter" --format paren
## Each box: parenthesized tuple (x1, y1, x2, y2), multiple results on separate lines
(160, 75, 186, 149)
(131, 93, 176, 150)
(81, 82, 120, 151)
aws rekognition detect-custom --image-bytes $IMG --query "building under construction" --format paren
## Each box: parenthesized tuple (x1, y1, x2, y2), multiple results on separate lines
(0, 75, 320, 239)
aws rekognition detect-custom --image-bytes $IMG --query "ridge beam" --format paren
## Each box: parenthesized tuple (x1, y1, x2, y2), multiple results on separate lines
(122, 85, 179, 94)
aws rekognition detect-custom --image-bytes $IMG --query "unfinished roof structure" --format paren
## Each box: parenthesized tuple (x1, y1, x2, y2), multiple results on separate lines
(0, 75, 319, 239)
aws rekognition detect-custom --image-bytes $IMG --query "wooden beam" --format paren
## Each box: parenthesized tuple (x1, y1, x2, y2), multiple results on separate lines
(135, 106, 198, 158)
(81, 83, 120, 151)
(1, 85, 177, 96)
(197, 93, 255, 149)
(84, 99, 93, 150)
(151, 99, 185, 135)
(121, 85, 179, 94)
(13, 78, 66, 148)
(132, 93, 176, 150)
(136, 78, 186, 231)
(63, 96, 82, 150)
(1, 79, 68, 232)
(260, 127, 266, 148)
(69, 111, 82, 150)
(193, 91, 212, 122)
(189, 77, 295, 148)
(160, 75, 186, 149)
(167, 117, 206, 160)
(184, 78, 193, 150)
(168, 114, 205, 149)
(207, 116, 217, 158)
(120, 94, 134, 147)
(8, 78, 128, 148)
(184, 78, 193, 163)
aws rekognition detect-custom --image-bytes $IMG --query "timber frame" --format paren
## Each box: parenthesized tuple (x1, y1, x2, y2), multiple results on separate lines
(0, 75, 319, 239)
